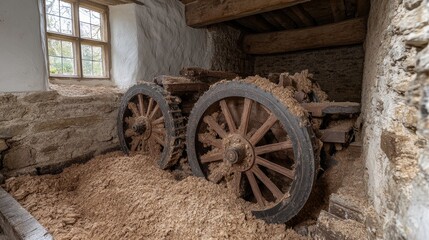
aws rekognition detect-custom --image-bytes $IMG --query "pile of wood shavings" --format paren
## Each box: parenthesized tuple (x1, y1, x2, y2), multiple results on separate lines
(4, 152, 306, 240)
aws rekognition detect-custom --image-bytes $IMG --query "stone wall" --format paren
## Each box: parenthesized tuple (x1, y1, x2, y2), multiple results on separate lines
(362, 0, 429, 238)
(253, 45, 364, 102)
(208, 25, 254, 76)
(0, 91, 121, 175)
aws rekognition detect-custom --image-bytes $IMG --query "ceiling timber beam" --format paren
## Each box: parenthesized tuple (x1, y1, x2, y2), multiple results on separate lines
(185, 0, 309, 27)
(242, 17, 367, 54)
(330, 0, 346, 22)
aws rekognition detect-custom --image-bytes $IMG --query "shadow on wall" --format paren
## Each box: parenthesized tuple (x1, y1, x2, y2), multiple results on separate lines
(254, 45, 365, 102)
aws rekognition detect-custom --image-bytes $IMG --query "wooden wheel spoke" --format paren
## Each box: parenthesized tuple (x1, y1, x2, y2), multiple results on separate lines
(252, 165, 284, 200)
(245, 171, 264, 207)
(149, 104, 160, 120)
(220, 100, 237, 133)
(200, 152, 223, 163)
(137, 94, 145, 115)
(125, 117, 134, 125)
(233, 172, 242, 197)
(125, 129, 136, 138)
(128, 102, 140, 117)
(256, 156, 295, 180)
(239, 98, 253, 135)
(249, 114, 278, 145)
(141, 138, 147, 152)
(152, 127, 166, 136)
(146, 98, 154, 117)
(198, 134, 223, 149)
(203, 115, 227, 138)
(130, 136, 142, 152)
(152, 133, 165, 147)
(152, 117, 164, 126)
(255, 141, 293, 155)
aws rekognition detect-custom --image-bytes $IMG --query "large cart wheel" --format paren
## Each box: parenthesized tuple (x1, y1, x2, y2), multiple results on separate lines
(186, 78, 317, 223)
(117, 83, 185, 169)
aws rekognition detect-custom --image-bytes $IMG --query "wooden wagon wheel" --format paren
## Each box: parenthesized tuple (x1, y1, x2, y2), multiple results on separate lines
(117, 83, 185, 169)
(186, 79, 317, 223)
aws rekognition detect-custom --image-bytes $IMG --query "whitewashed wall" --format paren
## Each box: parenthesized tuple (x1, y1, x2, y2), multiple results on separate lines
(0, 0, 47, 92)
(110, 0, 213, 89)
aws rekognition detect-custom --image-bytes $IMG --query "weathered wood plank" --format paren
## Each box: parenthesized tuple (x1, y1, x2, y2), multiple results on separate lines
(0, 188, 53, 240)
(179, 67, 238, 81)
(185, 0, 309, 27)
(236, 15, 275, 32)
(288, 5, 315, 27)
(301, 102, 361, 117)
(243, 17, 367, 54)
(330, 0, 346, 22)
(180, 0, 197, 4)
(164, 82, 209, 93)
(329, 193, 365, 223)
(320, 127, 352, 143)
(356, 0, 370, 17)
(262, 11, 297, 29)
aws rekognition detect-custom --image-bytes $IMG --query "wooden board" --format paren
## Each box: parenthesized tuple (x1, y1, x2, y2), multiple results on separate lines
(243, 17, 367, 54)
(301, 102, 361, 117)
(185, 0, 308, 27)
(0, 188, 52, 240)
(154, 75, 210, 94)
(330, 0, 346, 22)
(179, 67, 239, 81)
(320, 127, 352, 143)
(328, 193, 365, 223)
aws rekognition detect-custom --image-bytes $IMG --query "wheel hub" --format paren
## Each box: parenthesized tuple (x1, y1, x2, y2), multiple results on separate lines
(223, 134, 255, 172)
(132, 116, 152, 139)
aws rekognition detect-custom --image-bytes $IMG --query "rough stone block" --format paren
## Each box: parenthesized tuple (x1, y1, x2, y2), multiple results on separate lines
(416, 46, 429, 72)
(21, 91, 59, 103)
(32, 116, 101, 133)
(0, 139, 8, 152)
(0, 124, 29, 138)
(380, 130, 409, 163)
(1, 91, 119, 174)
(406, 26, 429, 47)
(405, 0, 423, 10)
(402, 106, 418, 130)
(3, 146, 36, 170)
(0, 106, 28, 122)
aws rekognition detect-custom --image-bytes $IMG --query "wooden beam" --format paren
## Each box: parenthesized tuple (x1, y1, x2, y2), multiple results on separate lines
(287, 5, 315, 27)
(356, 0, 370, 17)
(330, 0, 346, 22)
(87, 0, 123, 5)
(185, 0, 309, 27)
(301, 102, 361, 117)
(236, 16, 275, 32)
(87, 0, 142, 5)
(243, 17, 367, 54)
(261, 13, 287, 31)
(180, 0, 197, 4)
(262, 11, 297, 29)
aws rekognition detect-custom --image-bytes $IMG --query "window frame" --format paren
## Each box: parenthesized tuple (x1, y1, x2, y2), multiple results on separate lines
(44, 0, 111, 80)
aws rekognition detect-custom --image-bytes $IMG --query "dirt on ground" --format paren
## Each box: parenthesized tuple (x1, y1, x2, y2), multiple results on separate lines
(287, 147, 358, 229)
(4, 152, 306, 240)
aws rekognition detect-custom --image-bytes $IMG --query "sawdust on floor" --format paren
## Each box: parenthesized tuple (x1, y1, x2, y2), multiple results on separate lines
(4, 152, 307, 240)
(49, 83, 122, 97)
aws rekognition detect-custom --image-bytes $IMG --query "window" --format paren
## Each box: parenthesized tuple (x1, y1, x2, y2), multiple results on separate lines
(44, 0, 109, 79)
